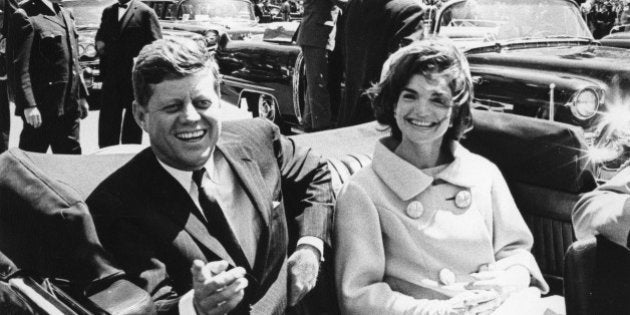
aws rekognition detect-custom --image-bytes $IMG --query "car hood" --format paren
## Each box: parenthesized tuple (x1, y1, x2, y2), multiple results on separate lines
(465, 41, 630, 77)
(161, 20, 265, 40)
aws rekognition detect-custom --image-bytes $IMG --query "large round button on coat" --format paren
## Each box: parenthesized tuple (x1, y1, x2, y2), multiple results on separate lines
(455, 190, 472, 209)
(406, 201, 424, 219)
(439, 268, 456, 285)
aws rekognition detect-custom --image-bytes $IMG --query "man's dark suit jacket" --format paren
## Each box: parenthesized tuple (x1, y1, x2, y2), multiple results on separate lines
(95, 0, 161, 80)
(338, 0, 423, 127)
(7, 0, 87, 117)
(296, 0, 335, 49)
(86, 119, 334, 315)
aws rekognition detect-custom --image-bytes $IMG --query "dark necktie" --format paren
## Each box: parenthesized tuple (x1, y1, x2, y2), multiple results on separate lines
(118, 2, 128, 8)
(192, 168, 252, 271)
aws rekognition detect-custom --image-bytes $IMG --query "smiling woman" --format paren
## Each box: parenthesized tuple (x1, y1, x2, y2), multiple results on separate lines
(334, 38, 557, 315)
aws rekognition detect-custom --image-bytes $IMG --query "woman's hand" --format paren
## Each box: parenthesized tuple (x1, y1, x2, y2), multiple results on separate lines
(465, 264, 531, 300)
(447, 290, 501, 315)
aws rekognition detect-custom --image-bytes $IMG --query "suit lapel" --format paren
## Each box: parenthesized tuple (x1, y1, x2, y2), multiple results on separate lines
(217, 141, 272, 277)
(217, 142, 271, 229)
(119, 0, 136, 32)
(38, 1, 64, 27)
(59, 8, 78, 62)
(141, 150, 236, 266)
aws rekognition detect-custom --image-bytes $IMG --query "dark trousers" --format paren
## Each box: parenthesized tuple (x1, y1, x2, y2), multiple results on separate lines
(0, 80, 9, 153)
(301, 46, 332, 131)
(98, 77, 142, 148)
(19, 113, 81, 154)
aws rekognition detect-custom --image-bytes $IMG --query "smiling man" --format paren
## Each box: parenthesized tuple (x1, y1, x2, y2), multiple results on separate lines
(86, 37, 334, 315)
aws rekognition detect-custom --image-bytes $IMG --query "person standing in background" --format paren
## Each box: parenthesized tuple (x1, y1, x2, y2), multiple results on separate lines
(337, 0, 424, 127)
(8, 0, 89, 154)
(297, 0, 342, 131)
(0, 0, 16, 153)
(95, 0, 161, 148)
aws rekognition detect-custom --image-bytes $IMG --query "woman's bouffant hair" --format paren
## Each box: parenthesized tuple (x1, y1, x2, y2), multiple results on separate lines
(366, 38, 473, 141)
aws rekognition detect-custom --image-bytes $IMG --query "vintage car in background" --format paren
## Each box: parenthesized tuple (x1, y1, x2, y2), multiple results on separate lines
(142, 0, 267, 46)
(599, 24, 630, 48)
(63, 0, 205, 110)
(431, 0, 630, 180)
(219, 0, 630, 180)
(214, 21, 303, 133)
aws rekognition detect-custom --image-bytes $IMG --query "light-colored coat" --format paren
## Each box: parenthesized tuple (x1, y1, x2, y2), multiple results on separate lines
(573, 166, 630, 248)
(334, 138, 548, 314)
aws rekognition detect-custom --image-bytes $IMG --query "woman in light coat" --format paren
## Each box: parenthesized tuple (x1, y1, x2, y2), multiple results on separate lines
(334, 39, 550, 315)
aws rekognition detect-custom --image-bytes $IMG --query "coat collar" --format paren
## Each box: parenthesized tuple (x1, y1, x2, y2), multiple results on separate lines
(372, 137, 478, 201)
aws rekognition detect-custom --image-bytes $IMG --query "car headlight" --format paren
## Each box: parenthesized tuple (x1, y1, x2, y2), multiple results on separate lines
(84, 44, 97, 58)
(78, 44, 85, 56)
(571, 88, 599, 119)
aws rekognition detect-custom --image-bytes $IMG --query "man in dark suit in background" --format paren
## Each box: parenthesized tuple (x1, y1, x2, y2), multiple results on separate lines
(337, 0, 423, 127)
(95, 0, 161, 148)
(7, 0, 89, 154)
(87, 37, 333, 314)
(296, 0, 341, 131)
(0, 0, 16, 153)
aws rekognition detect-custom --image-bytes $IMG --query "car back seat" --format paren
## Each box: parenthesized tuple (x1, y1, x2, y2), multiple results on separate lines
(0, 149, 153, 314)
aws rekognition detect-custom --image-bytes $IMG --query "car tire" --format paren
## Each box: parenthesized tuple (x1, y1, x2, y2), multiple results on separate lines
(292, 51, 307, 129)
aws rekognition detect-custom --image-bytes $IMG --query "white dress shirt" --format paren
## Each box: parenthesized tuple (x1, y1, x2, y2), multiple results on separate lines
(117, 1, 131, 20)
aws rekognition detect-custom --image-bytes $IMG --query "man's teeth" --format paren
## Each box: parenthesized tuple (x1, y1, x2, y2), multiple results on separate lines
(176, 130, 205, 140)
(408, 119, 435, 127)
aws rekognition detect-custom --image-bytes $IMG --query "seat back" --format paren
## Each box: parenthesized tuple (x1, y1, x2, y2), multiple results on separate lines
(564, 236, 630, 315)
(461, 110, 596, 294)
(0, 148, 154, 314)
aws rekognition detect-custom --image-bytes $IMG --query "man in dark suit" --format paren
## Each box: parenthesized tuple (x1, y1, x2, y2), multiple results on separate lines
(0, 0, 16, 153)
(337, 0, 423, 127)
(296, 0, 341, 131)
(7, 0, 89, 154)
(95, 0, 161, 148)
(87, 37, 333, 314)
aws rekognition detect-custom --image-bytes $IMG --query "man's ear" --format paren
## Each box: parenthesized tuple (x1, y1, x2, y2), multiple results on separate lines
(132, 101, 147, 131)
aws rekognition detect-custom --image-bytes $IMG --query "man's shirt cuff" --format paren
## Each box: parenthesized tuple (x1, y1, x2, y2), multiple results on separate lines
(297, 236, 324, 261)
(178, 289, 196, 314)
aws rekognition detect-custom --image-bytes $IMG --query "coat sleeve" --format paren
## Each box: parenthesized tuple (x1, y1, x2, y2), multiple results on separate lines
(95, 6, 109, 47)
(334, 181, 454, 315)
(488, 163, 549, 294)
(144, 6, 162, 43)
(87, 190, 181, 315)
(8, 9, 37, 111)
(573, 167, 630, 248)
(272, 121, 334, 246)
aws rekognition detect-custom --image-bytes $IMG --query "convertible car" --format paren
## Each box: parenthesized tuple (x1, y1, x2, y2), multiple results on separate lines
(216, 0, 630, 180)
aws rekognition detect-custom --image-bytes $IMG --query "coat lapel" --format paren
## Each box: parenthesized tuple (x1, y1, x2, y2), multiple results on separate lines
(59, 8, 78, 61)
(119, 0, 136, 32)
(38, 2, 64, 27)
(141, 150, 236, 266)
(217, 142, 271, 229)
(217, 141, 272, 277)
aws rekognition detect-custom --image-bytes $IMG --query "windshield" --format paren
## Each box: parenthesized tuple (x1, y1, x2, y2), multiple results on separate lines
(63, 0, 110, 26)
(176, 0, 254, 21)
(438, 0, 592, 42)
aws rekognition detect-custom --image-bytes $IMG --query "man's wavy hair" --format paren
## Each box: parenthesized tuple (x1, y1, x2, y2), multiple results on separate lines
(366, 38, 474, 141)
(132, 37, 220, 107)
